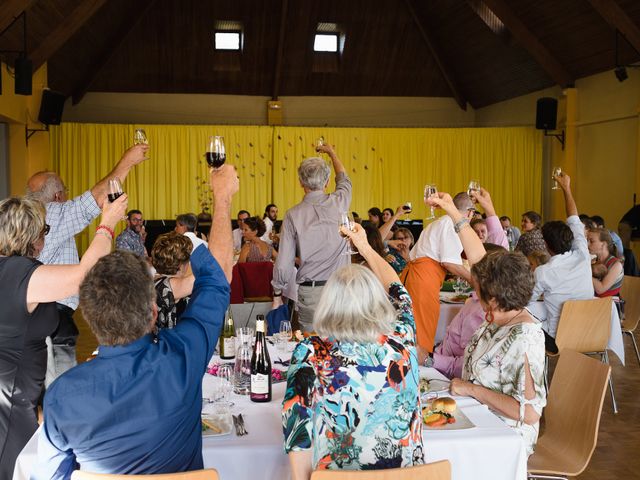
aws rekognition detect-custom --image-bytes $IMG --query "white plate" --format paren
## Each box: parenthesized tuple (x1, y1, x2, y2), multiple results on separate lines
(439, 292, 470, 304)
(423, 407, 475, 430)
(201, 413, 234, 437)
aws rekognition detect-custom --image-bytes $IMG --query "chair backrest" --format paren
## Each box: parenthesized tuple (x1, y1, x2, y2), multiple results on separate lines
(310, 460, 451, 480)
(237, 261, 274, 300)
(230, 263, 244, 304)
(70, 469, 219, 480)
(536, 349, 610, 475)
(621, 275, 640, 332)
(555, 297, 612, 353)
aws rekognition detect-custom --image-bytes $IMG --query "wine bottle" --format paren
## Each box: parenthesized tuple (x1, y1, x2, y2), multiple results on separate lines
(250, 315, 272, 402)
(219, 307, 236, 360)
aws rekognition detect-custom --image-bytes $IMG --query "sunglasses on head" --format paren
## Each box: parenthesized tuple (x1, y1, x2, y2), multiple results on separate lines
(42, 224, 50, 236)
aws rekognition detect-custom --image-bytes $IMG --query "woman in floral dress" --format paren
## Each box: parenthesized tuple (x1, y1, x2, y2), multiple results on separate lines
(429, 192, 546, 456)
(282, 223, 423, 479)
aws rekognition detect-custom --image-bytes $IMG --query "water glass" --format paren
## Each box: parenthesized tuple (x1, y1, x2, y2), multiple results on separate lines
(234, 343, 252, 395)
(237, 327, 254, 347)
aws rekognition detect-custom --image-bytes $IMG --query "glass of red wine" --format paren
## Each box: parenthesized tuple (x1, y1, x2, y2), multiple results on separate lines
(205, 136, 226, 169)
(108, 178, 124, 203)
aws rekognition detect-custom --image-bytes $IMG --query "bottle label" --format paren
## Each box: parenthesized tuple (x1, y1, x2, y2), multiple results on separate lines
(223, 337, 235, 357)
(251, 373, 269, 394)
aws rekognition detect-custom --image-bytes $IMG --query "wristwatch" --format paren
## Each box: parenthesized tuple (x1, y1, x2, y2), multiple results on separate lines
(454, 218, 470, 234)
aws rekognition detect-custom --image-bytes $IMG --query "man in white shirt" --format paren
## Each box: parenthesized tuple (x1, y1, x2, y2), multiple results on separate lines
(404, 192, 475, 352)
(261, 204, 278, 245)
(232, 210, 250, 252)
(529, 173, 593, 353)
(175, 213, 207, 252)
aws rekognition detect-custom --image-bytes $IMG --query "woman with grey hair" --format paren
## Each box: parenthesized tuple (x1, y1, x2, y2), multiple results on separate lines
(0, 194, 127, 478)
(282, 223, 423, 479)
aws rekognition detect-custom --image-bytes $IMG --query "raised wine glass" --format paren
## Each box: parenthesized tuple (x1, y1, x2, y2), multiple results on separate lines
(315, 136, 325, 152)
(551, 166, 562, 190)
(467, 180, 481, 200)
(206, 136, 226, 169)
(424, 184, 438, 220)
(403, 201, 412, 220)
(134, 129, 150, 159)
(339, 211, 357, 255)
(108, 177, 123, 203)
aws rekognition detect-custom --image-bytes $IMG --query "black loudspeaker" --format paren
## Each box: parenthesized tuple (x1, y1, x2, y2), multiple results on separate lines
(535, 97, 557, 130)
(38, 89, 66, 125)
(14, 57, 33, 95)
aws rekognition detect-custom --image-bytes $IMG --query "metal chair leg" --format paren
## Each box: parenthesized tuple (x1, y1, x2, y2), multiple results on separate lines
(601, 350, 618, 414)
(624, 330, 640, 367)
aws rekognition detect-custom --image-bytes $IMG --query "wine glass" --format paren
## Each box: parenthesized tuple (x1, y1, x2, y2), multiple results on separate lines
(206, 136, 226, 169)
(134, 129, 150, 159)
(551, 167, 562, 190)
(278, 320, 292, 352)
(315, 136, 325, 152)
(424, 184, 438, 220)
(467, 180, 481, 201)
(108, 177, 123, 203)
(403, 202, 412, 220)
(339, 212, 357, 255)
(217, 364, 235, 408)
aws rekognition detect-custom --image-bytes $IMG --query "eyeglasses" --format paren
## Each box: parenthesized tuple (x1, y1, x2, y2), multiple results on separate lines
(42, 224, 50, 236)
(395, 236, 408, 240)
(467, 209, 477, 215)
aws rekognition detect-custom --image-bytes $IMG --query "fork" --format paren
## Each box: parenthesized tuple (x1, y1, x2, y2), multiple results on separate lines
(237, 414, 248, 435)
(232, 415, 243, 436)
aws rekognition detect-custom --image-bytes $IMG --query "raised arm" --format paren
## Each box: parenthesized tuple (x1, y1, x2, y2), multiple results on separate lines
(26, 194, 128, 308)
(316, 143, 345, 175)
(91, 144, 149, 208)
(428, 192, 486, 266)
(208, 165, 239, 283)
(342, 223, 399, 291)
(379, 205, 404, 241)
(555, 172, 578, 218)
(472, 188, 509, 248)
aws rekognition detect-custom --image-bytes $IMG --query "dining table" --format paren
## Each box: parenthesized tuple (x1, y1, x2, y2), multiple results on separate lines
(14, 339, 527, 480)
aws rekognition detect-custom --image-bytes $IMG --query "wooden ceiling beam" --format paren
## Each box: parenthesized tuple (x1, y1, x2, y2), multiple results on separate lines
(271, 0, 289, 100)
(478, 0, 574, 87)
(404, 0, 467, 110)
(71, 0, 157, 105)
(0, 0, 36, 37)
(587, 0, 640, 55)
(30, 0, 108, 70)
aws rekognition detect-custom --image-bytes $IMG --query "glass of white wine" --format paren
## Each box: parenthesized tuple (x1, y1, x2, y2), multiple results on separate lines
(467, 180, 481, 200)
(424, 184, 438, 220)
(551, 167, 562, 190)
(339, 212, 357, 255)
(134, 128, 150, 159)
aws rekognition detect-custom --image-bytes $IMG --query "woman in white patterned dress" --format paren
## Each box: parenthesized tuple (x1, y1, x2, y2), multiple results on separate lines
(428, 192, 546, 456)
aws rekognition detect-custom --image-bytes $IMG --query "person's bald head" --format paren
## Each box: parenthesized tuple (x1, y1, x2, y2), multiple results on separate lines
(26, 171, 67, 203)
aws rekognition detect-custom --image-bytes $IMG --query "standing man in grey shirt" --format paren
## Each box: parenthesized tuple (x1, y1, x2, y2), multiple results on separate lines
(271, 144, 351, 331)
(26, 144, 149, 386)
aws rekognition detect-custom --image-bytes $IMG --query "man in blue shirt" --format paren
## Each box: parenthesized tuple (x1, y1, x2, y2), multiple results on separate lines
(32, 165, 238, 479)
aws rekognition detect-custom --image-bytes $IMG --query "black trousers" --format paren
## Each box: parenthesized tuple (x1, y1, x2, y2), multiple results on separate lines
(544, 330, 558, 354)
(52, 303, 78, 346)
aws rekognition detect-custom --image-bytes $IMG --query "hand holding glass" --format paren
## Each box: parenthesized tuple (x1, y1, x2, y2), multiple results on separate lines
(424, 184, 438, 220)
(467, 180, 481, 200)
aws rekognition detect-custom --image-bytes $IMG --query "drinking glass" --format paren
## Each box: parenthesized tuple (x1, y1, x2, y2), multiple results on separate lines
(217, 364, 235, 407)
(467, 180, 481, 200)
(424, 184, 438, 220)
(108, 177, 123, 203)
(206, 136, 226, 169)
(315, 136, 325, 152)
(339, 212, 357, 255)
(551, 167, 562, 190)
(134, 129, 150, 159)
(234, 343, 252, 395)
(237, 327, 254, 347)
(403, 202, 412, 220)
(278, 320, 292, 352)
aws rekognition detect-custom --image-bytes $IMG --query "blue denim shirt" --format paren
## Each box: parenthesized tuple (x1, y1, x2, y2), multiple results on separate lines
(32, 245, 229, 479)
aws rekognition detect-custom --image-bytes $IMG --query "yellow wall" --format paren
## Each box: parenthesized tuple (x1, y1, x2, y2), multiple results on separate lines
(0, 62, 51, 195)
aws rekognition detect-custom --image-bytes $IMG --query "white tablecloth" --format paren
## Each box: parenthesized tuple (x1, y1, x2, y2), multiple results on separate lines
(527, 300, 625, 365)
(15, 338, 526, 480)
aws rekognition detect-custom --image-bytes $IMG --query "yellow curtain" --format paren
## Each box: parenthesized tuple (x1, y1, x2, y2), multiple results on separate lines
(50, 123, 542, 253)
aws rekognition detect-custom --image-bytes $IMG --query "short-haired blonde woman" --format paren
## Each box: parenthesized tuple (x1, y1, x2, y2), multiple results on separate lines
(0, 194, 126, 479)
(282, 223, 423, 479)
(429, 192, 546, 457)
(151, 231, 195, 329)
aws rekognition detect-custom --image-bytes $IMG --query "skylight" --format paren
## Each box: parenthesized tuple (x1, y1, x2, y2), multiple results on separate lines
(314, 34, 338, 52)
(214, 32, 240, 50)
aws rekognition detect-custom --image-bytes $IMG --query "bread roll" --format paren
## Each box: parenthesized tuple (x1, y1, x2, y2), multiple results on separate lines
(432, 396, 457, 413)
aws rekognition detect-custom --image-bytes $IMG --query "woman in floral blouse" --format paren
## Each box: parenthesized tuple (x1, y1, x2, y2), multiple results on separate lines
(429, 192, 546, 456)
(282, 223, 423, 479)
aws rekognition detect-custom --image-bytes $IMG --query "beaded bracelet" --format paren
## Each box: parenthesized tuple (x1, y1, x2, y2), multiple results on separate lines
(95, 230, 113, 241)
(96, 224, 114, 239)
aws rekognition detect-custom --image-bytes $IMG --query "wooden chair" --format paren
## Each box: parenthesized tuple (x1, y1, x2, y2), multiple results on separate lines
(71, 470, 219, 480)
(620, 275, 640, 366)
(310, 460, 451, 480)
(546, 297, 617, 413)
(528, 349, 610, 479)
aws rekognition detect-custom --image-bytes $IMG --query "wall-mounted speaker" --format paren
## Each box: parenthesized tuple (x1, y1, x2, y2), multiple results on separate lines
(38, 89, 66, 125)
(535, 97, 557, 130)
(14, 57, 33, 95)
